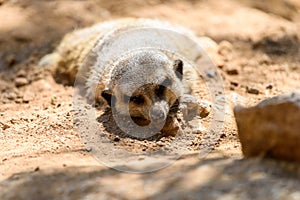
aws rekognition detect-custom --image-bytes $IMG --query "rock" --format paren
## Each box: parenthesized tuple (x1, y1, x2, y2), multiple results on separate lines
(218, 40, 233, 56)
(246, 86, 260, 95)
(15, 77, 29, 87)
(226, 68, 239, 75)
(17, 69, 27, 77)
(113, 136, 120, 142)
(23, 91, 34, 103)
(85, 147, 92, 152)
(266, 83, 273, 90)
(15, 98, 23, 104)
(234, 92, 300, 162)
(6, 92, 17, 100)
(1, 123, 10, 130)
(230, 81, 239, 87)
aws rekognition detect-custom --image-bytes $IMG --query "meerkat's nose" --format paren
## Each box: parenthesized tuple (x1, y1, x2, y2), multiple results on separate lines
(149, 102, 168, 123)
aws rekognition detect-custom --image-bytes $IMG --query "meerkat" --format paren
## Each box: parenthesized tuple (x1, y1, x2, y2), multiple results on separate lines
(40, 18, 214, 137)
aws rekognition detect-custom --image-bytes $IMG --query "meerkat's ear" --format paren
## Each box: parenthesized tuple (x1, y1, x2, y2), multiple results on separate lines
(101, 88, 114, 106)
(173, 59, 183, 80)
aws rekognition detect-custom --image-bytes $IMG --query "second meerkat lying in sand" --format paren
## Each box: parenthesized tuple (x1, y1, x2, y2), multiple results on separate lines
(40, 18, 214, 137)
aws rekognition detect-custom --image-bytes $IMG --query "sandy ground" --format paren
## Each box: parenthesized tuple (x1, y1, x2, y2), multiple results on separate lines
(0, 0, 300, 199)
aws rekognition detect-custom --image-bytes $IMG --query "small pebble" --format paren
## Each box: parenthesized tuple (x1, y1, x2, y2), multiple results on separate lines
(85, 147, 92, 152)
(17, 69, 26, 77)
(15, 98, 23, 103)
(156, 141, 164, 146)
(230, 81, 239, 87)
(7, 92, 17, 100)
(23, 91, 34, 103)
(266, 83, 273, 90)
(246, 86, 260, 95)
(218, 40, 233, 56)
(113, 136, 120, 142)
(226, 69, 239, 75)
(15, 77, 29, 87)
(1, 123, 10, 130)
(34, 167, 40, 172)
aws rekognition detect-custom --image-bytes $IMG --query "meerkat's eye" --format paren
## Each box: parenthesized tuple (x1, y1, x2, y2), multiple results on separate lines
(156, 77, 171, 97)
(130, 95, 145, 105)
(156, 85, 166, 97)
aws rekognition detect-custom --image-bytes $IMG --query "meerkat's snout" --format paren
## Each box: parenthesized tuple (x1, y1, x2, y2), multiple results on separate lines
(149, 100, 169, 125)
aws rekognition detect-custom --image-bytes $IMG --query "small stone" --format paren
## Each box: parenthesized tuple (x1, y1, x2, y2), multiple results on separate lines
(85, 147, 92, 152)
(51, 96, 56, 105)
(246, 86, 259, 95)
(15, 77, 29, 87)
(7, 92, 17, 100)
(156, 141, 164, 146)
(216, 57, 225, 69)
(113, 136, 120, 142)
(34, 167, 40, 172)
(23, 91, 34, 103)
(260, 54, 272, 64)
(15, 98, 23, 104)
(17, 69, 26, 77)
(218, 40, 233, 56)
(1, 123, 10, 130)
(226, 68, 239, 75)
(230, 81, 239, 87)
(266, 83, 273, 90)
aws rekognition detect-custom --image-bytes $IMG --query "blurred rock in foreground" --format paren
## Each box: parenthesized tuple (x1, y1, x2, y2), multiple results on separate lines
(234, 92, 300, 162)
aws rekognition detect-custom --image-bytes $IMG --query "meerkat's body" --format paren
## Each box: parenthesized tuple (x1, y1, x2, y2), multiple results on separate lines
(41, 18, 215, 136)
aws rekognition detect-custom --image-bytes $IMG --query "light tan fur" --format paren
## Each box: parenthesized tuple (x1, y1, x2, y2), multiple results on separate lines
(40, 18, 214, 136)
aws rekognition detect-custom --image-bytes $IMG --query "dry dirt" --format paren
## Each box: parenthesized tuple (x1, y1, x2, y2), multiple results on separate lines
(0, 0, 300, 199)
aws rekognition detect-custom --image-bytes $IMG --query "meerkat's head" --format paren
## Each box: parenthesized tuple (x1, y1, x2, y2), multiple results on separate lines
(101, 51, 184, 127)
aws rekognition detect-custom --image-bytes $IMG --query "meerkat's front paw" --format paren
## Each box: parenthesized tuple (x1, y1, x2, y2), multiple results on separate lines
(160, 114, 181, 136)
(179, 94, 211, 121)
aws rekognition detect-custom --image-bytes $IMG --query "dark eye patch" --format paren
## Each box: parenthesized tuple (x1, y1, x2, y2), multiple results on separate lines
(130, 95, 145, 105)
(156, 77, 171, 97)
(156, 85, 166, 97)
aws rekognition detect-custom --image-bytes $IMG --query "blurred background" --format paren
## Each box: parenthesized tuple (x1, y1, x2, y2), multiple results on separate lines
(1, 0, 300, 69)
